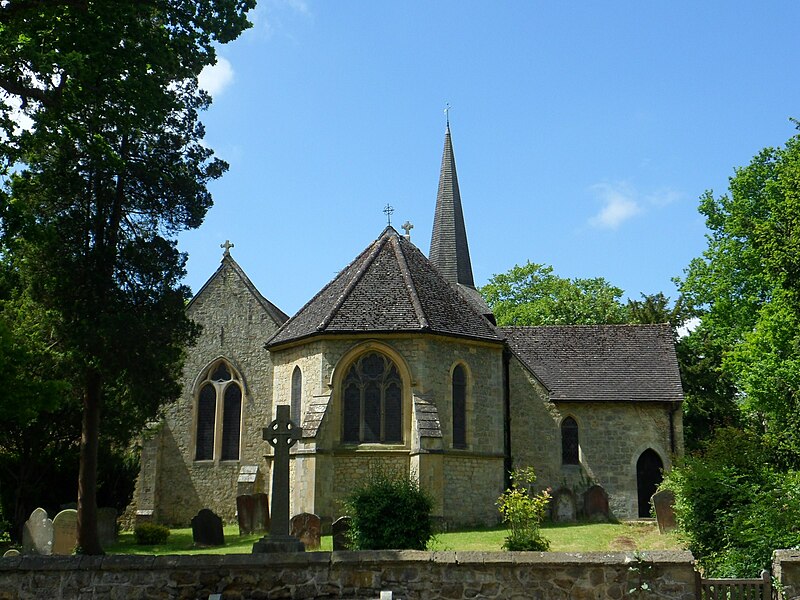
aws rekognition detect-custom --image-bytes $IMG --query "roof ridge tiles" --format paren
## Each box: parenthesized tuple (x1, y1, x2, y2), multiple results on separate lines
(391, 235, 430, 330)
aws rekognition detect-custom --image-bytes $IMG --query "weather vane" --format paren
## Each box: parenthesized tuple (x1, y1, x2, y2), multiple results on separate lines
(383, 203, 394, 226)
(444, 103, 451, 127)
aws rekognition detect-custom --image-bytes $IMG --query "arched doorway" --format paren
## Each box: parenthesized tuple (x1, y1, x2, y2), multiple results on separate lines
(636, 449, 663, 518)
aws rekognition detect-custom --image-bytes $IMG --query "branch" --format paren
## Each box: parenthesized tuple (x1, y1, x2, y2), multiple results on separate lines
(0, 0, 87, 22)
(0, 77, 60, 108)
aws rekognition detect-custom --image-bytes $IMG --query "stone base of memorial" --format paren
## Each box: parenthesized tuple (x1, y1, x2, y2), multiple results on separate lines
(252, 534, 305, 553)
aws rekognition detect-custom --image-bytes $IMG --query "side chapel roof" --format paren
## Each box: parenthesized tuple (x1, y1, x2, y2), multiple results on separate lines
(188, 253, 289, 325)
(267, 227, 501, 348)
(502, 324, 683, 403)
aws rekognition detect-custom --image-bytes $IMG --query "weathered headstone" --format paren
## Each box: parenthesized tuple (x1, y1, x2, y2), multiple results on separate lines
(22, 508, 53, 555)
(551, 488, 577, 523)
(97, 507, 118, 547)
(331, 516, 352, 551)
(236, 493, 270, 535)
(652, 489, 677, 533)
(3, 549, 20, 557)
(252, 405, 304, 553)
(583, 485, 610, 522)
(191, 509, 225, 547)
(52, 509, 78, 555)
(290, 512, 321, 550)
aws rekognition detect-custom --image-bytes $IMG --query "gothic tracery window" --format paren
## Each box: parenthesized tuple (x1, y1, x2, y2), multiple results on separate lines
(194, 360, 243, 461)
(342, 352, 403, 444)
(561, 416, 579, 465)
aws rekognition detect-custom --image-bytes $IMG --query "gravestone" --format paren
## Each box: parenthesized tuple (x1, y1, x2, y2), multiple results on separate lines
(97, 507, 118, 547)
(236, 493, 270, 535)
(52, 509, 78, 555)
(652, 489, 677, 533)
(583, 485, 610, 522)
(331, 516, 352, 551)
(22, 508, 53, 555)
(551, 488, 577, 523)
(290, 513, 321, 550)
(191, 509, 225, 547)
(252, 406, 304, 553)
(3, 549, 20, 557)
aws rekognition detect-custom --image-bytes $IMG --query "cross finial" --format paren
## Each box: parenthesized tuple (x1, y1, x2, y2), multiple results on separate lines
(444, 103, 451, 127)
(402, 220, 414, 240)
(220, 240, 234, 257)
(383, 203, 394, 226)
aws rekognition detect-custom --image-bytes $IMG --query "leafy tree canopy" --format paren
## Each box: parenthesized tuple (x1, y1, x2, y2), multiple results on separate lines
(0, 0, 254, 553)
(481, 262, 630, 326)
(679, 124, 800, 462)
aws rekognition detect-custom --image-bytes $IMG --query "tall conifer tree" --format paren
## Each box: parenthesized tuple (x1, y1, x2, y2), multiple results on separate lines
(0, 0, 254, 554)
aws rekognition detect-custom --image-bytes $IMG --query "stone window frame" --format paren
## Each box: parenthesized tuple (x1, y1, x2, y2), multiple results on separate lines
(192, 358, 245, 464)
(291, 365, 303, 424)
(331, 341, 413, 449)
(560, 415, 580, 466)
(450, 362, 471, 450)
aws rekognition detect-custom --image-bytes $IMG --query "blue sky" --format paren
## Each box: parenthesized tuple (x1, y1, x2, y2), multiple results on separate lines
(184, 1, 800, 315)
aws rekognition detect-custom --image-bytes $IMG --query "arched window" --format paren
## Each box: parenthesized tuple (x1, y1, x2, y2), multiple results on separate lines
(342, 352, 403, 444)
(561, 417, 579, 465)
(194, 360, 243, 461)
(291, 366, 302, 424)
(452, 365, 467, 449)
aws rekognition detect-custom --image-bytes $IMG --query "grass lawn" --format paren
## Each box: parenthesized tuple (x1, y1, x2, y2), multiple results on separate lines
(107, 520, 682, 555)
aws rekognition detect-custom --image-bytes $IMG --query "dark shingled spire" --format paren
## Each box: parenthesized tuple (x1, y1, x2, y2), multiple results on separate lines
(430, 124, 475, 287)
(429, 124, 495, 322)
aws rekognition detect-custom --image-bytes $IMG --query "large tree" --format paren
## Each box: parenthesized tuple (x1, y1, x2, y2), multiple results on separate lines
(680, 124, 800, 464)
(0, 0, 254, 553)
(480, 262, 630, 326)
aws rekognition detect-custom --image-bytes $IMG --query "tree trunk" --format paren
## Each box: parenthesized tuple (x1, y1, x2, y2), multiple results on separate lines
(77, 368, 103, 555)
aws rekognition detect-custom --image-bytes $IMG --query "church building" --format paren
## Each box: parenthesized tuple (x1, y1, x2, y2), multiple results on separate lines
(131, 126, 684, 528)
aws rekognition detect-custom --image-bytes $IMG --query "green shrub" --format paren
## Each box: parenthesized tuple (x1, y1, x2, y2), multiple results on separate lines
(343, 466, 434, 550)
(663, 427, 800, 577)
(497, 466, 550, 551)
(134, 522, 170, 545)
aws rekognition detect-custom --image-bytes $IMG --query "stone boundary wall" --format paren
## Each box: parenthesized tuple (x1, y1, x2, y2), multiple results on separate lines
(774, 550, 800, 599)
(0, 550, 698, 600)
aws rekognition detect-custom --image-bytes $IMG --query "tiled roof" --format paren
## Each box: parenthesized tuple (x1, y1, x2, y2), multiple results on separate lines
(188, 254, 289, 325)
(502, 324, 683, 403)
(267, 227, 501, 347)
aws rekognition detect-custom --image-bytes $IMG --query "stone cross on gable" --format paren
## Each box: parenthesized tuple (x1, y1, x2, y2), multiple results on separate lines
(220, 240, 234, 257)
(402, 221, 414, 240)
(252, 405, 305, 553)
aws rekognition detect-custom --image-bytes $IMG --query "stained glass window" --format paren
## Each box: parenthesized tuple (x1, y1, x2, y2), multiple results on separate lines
(341, 352, 403, 444)
(561, 417, 579, 465)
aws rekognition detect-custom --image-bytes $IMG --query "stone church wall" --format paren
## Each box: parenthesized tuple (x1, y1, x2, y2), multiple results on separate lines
(508, 358, 680, 519)
(271, 334, 506, 528)
(131, 260, 284, 525)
